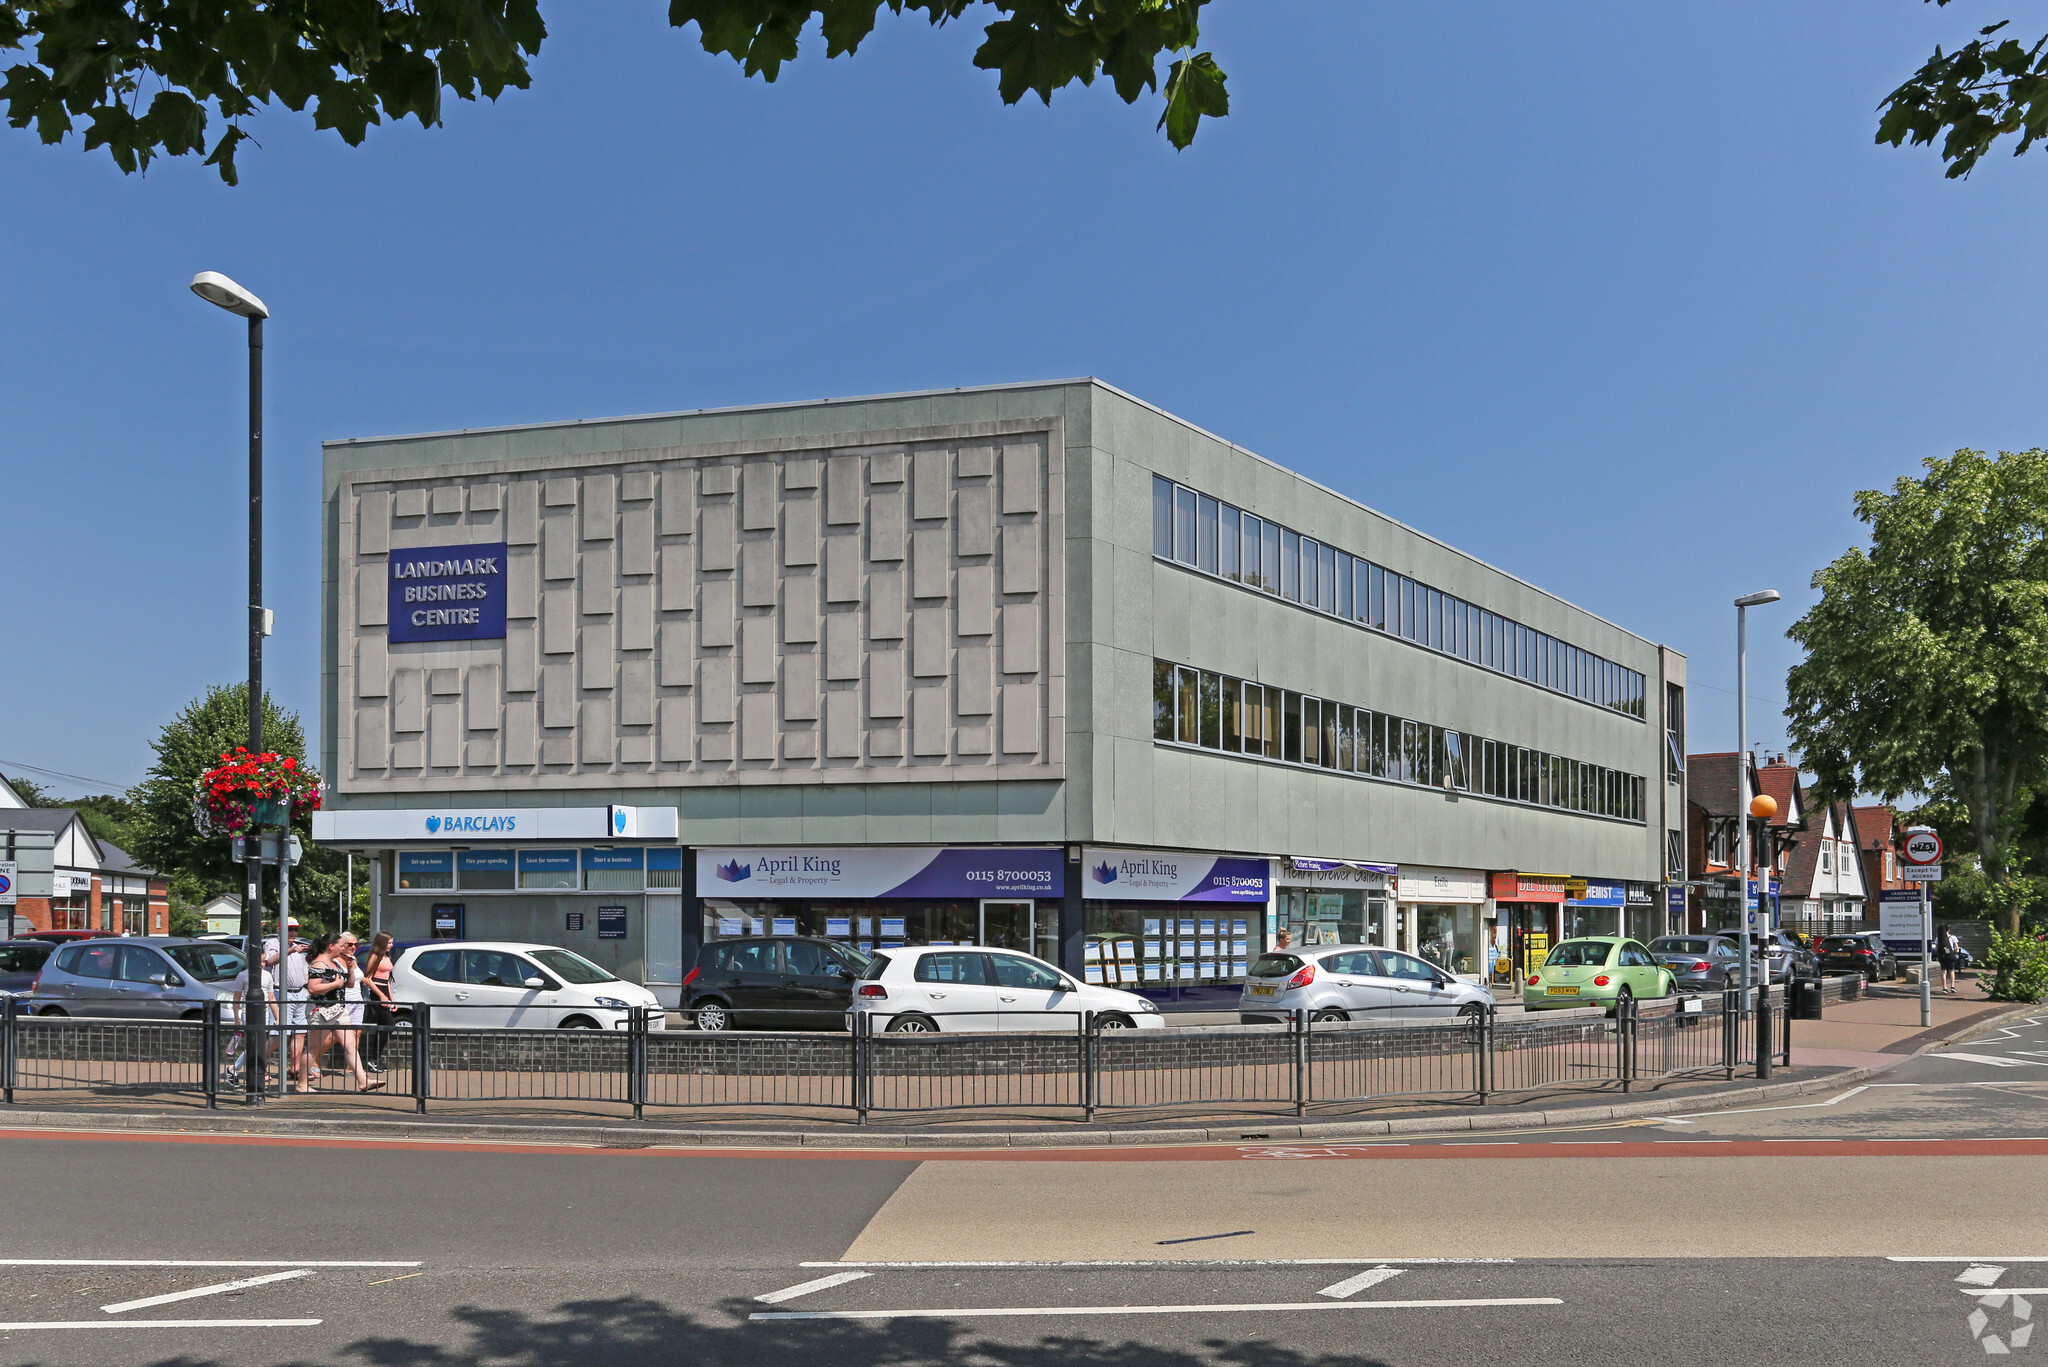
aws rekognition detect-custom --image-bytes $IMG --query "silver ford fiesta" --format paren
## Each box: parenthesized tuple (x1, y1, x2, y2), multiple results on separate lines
(1238, 945, 1493, 1024)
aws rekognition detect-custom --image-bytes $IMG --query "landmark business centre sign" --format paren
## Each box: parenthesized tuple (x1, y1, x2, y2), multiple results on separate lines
(388, 542, 507, 643)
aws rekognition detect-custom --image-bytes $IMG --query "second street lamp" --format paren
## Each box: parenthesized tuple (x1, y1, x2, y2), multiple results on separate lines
(191, 270, 271, 1106)
(1733, 588, 1780, 1073)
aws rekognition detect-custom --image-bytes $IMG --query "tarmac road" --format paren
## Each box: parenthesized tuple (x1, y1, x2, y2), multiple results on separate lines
(0, 1010, 2040, 1367)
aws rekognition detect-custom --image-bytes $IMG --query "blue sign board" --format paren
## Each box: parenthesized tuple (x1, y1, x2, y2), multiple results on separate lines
(456, 850, 515, 873)
(398, 851, 453, 874)
(581, 848, 645, 871)
(516, 850, 578, 872)
(596, 906, 628, 939)
(388, 542, 507, 643)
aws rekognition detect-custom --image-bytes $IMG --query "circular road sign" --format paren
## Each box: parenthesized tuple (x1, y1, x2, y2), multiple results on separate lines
(1902, 830, 1944, 866)
(0, 873, 9, 897)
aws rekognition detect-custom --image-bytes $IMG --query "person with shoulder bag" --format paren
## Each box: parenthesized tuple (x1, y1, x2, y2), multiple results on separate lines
(305, 933, 381, 1093)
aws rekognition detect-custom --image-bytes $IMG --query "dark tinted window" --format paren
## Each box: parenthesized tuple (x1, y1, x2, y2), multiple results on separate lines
(914, 952, 991, 985)
(988, 955, 1064, 990)
(0, 944, 52, 974)
(861, 953, 891, 981)
(785, 941, 828, 976)
(1250, 954, 1304, 978)
(1650, 938, 1713, 955)
(1822, 937, 1872, 952)
(58, 944, 119, 979)
(166, 944, 244, 982)
(722, 941, 781, 974)
(412, 949, 459, 983)
(826, 944, 871, 975)
(462, 950, 533, 986)
(118, 946, 170, 983)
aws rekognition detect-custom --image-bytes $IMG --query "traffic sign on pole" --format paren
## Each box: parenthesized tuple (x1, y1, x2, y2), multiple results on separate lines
(1901, 827, 1944, 881)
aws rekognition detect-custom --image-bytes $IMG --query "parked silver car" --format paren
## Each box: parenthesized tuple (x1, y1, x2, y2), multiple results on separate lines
(1647, 935, 1742, 993)
(1239, 945, 1492, 1024)
(30, 938, 245, 1019)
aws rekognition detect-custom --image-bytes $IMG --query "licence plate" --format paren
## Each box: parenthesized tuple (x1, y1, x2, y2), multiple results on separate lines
(1546, 985, 1579, 995)
(1248, 985, 1276, 997)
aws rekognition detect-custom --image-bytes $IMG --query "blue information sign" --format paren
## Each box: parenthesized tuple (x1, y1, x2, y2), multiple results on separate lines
(388, 542, 507, 643)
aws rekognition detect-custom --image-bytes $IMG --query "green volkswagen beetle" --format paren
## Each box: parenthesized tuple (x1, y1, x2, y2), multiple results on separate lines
(1522, 936, 1676, 1013)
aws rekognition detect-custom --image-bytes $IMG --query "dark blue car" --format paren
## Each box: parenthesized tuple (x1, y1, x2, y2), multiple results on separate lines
(0, 939, 55, 996)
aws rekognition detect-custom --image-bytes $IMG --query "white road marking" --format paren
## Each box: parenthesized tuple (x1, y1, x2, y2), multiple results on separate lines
(1932, 1053, 2047, 1068)
(1967, 1288, 2048, 1295)
(800, 1258, 1513, 1268)
(1317, 1267, 1405, 1299)
(1652, 1086, 1872, 1123)
(0, 1260, 417, 1268)
(1958, 1266, 2008, 1287)
(751, 1296, 1562, 1322)
(102, 1269, 314, 1314)
(755, 1272, 872, 1304)
(0, 1319, 322, 1330)
(1890, 1257, 2048, 1263)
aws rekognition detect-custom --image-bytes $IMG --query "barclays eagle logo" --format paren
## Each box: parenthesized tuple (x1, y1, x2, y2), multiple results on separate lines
(424, 816, 442, 834)
(1090, 861, 1118, 885)
(715, 860, 752, 883)
(614, 809, 627, 834)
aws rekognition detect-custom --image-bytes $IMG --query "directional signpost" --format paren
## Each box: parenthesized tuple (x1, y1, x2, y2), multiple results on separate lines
(1901, 826, 1943, 1026)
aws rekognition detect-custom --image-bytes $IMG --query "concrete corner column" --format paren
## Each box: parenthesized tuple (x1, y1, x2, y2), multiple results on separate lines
(1060, 854, 1085, 977)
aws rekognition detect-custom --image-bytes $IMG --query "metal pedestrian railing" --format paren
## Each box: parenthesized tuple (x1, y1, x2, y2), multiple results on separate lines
(0, 989, 1794, 1122)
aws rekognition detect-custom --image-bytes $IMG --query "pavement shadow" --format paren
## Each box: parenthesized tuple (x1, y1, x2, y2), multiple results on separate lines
(31, 1295, 1399, 1367)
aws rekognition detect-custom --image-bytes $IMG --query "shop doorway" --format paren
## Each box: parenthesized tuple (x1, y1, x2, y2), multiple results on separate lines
(980, 901, 1034, 952)
(1506, 904, 1554, 977)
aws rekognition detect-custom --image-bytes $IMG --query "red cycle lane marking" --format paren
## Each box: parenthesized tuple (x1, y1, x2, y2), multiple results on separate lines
(2, 1127, 2047, 1163)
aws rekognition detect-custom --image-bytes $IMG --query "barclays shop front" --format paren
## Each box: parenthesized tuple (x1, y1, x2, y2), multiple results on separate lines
(311, 805, 690, 1003)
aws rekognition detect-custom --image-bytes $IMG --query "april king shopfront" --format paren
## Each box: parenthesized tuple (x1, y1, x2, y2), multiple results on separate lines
(1080, 847, 1271, 1010)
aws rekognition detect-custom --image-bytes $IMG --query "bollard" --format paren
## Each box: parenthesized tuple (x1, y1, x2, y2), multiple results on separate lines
(411, 1004, 432, 1115)
(628, 1007, 649, 1121)
(1755, 988, 1772, 1080)
(203, 998, 221, 1110)
(1, 994, 14, 1105)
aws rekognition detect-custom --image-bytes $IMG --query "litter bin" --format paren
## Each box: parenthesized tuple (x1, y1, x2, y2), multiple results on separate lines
(1792, 976, 1824, 1020)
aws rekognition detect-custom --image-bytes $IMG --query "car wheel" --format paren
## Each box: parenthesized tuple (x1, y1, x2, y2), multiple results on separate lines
(179, 1009, 203, 1022)
(557, 1015, 602, 1030)
(693, 1002, 732, 1032)
(886, 1014, 939, 1034)
(1457, 1003, 1486, 1021)
(1311, 1008, 1348, 1023)
(35, 1006, 65, 1017)
(1613, 986, 1633, 1016)
(1096, 1012, 1137, 1031)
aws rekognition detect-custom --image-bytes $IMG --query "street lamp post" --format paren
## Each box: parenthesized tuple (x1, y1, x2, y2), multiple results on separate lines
(191, 271, 270, 1106)
(1734, 589, 1781, 1052)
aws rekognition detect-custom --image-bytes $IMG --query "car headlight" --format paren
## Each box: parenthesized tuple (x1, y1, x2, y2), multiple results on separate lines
(1137, 1000, 1159, 1012)
(592, 997, 632, 1010)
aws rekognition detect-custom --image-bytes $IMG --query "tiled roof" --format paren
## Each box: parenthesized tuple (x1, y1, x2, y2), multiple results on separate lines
(1852, 805, 1897, 851)
(1756, 762, 1804, 829)
(1688, 753, 1742, 816)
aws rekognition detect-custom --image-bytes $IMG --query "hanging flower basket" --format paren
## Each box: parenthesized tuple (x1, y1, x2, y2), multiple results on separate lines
(192, 748, 323, 837)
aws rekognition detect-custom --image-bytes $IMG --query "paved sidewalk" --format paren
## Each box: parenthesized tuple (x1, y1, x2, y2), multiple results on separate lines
(1787, 978, 2016, 1071)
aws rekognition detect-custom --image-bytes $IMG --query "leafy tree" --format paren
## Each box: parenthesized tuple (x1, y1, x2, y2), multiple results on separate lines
(1786, 448, 2048, 935)
(2, 773, 55, 806)
(1, 0, 1226, 185)
(127, 682, 313, 908)
(1880, 2, 2048, 177)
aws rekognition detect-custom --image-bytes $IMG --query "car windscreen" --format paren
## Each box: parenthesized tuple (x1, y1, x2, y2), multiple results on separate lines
(528, 949, 618, 985)
(165, 944, 245, 982)
(1650, 939, 1713, 955)
(1544, 941, 1613, 967)
(861, 953, 891, 981)
(1249, 954, 1304, 978)
(0, 944, 52, 974)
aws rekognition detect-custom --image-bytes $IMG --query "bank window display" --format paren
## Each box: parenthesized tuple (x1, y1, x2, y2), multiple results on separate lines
(456, 850, 516, 889)
(397, 851, 454, 890)
(1150, 474, 1647, 719)
(1413, 904, 1480, 975)
(1154, 659, 1645, 825)
(517, 850, 579, 890)
(583, 848, 644, 891)
(1084, 905, 1253, 992)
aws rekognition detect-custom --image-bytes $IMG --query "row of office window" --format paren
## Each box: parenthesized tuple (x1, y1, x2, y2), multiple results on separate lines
(395, 847, 686, 892)
(1151, 476, 1647, 720)
(1153, 660, 1647, 823)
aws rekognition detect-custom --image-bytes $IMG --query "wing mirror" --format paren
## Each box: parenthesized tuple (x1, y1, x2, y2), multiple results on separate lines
(523, 976, 548, 990)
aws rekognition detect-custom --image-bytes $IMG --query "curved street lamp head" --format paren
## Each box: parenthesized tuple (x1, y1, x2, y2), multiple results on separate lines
(190, 271, 269, 319)
(1734, 589, 1781, 609)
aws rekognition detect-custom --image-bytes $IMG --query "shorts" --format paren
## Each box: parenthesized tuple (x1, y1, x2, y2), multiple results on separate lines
(284, 989, 309, 1027)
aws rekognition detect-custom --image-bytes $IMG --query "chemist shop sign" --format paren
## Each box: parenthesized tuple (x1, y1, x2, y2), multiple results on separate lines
(388, 542, 507, 643)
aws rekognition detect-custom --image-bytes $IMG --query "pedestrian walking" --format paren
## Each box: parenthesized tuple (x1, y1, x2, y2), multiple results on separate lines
(305, 932, 381, 1093)
(264, 921, 312, 1087)
(359, 931, 396, 1072)
(1274, 927, 1293, 951)
(1936, 924, 1962, 995)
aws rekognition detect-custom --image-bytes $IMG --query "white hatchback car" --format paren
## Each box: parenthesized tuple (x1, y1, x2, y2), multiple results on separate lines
(389, 941, 665, 1030)
(1238, 944, 1493, 1024)
(849, 945, 1166, 1032)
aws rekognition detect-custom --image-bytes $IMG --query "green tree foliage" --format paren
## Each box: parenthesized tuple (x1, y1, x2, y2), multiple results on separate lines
(1983, 928, 2048, 1002)
(127, 683, 312, 904)
(2, 773, 55, 805)
(1786, 449, 2048, 935)
(1880, 2, 2048, 177)
(1, 0, 1225, 184)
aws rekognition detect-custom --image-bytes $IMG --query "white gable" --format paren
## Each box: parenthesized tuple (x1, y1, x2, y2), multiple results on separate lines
(52, 816, 102, 871)
(0, 774, 24, 809)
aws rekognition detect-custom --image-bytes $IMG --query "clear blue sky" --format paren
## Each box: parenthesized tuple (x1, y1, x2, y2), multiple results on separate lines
(5, 2, 2044, 796)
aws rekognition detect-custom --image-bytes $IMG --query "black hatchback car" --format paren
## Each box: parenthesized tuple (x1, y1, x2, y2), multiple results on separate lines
(0, 940, 54, 995)
(681, 937, 872, 1031)
(1819, 932, 1898, 982)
